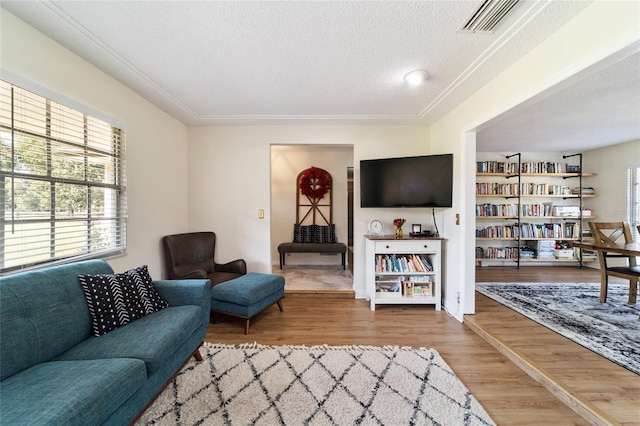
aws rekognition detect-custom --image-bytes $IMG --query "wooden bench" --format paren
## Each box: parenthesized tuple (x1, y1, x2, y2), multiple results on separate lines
(277, 242, 347, 270)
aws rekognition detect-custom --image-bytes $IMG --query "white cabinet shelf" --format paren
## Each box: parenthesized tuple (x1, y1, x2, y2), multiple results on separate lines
(365, 237, 442, 311)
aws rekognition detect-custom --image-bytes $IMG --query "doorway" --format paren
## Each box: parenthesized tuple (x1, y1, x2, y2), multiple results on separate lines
(270, 145, 354, 292)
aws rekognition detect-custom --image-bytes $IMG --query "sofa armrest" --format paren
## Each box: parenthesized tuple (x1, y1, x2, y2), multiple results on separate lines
(214, 259, 247, 275)
(153, 279, 211, 325)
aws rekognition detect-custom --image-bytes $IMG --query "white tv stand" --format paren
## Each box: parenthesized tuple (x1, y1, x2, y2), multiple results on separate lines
(365, 236, 442, 311)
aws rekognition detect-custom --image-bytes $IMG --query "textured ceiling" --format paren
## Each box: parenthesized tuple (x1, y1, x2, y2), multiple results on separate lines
(477, 50, 640, 152)
(2, 1, 638, 152)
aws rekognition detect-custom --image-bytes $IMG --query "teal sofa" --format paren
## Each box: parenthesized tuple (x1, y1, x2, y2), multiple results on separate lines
(0, 259, 211, 425)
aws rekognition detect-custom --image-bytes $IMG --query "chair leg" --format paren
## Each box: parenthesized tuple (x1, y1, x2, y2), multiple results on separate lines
(629, 278, 638, 304)
(599, 270, 608, 303)
(244, 319, 250, 335)
(277, 300, 284, 312)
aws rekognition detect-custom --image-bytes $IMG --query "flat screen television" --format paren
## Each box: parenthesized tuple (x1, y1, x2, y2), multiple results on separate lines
(360, 153, 453, 208)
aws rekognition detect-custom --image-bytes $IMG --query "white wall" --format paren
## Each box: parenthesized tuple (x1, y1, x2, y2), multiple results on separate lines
(271, 145, 353, 267)
(0, 10, 190, 278)
(585, 139, 640, 225)
(187, 125, 430, 298)
(430, 0, 640, 320)
(583, 139, 640, 268)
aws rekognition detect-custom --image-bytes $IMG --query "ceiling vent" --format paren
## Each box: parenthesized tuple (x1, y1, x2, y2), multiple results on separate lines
(461, 0, 520, 33)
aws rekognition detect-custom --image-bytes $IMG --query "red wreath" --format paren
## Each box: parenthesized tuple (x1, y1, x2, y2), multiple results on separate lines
(299, 167, 331, 200)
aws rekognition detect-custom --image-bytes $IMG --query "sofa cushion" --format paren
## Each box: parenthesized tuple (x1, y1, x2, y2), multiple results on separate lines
(79, 265, 169, 336)
(211, 273, 285, 306)
(55, 305, 202, 376)
(0, 358, 146, 426)
(0, 259, 113, 381)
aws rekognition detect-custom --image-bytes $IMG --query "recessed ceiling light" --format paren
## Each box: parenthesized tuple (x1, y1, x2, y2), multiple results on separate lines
(404, 70, 429, 85)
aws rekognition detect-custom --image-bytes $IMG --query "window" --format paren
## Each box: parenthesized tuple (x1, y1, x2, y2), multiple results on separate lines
(0, 81, 126, 273)
(628, 164, 640, 241)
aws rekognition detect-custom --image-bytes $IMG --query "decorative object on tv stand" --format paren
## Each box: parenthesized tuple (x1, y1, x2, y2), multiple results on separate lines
(393, 218, 405, 239)
(368, 219, 384, 236)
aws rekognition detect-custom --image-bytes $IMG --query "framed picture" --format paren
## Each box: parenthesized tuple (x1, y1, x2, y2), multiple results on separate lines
(412, 224, 421, 234)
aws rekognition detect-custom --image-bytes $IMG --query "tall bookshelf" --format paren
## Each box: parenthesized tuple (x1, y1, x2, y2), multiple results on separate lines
(475, 152, 596, 267)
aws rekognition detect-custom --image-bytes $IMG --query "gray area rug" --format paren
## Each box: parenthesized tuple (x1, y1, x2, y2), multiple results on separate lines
(137, 343, 495, 425)
(476, 282, 640, 375)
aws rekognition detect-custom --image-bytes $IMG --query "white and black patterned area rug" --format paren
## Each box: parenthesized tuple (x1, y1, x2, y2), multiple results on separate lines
(476, 282, 640, 375)
(136, 343, 495, 425)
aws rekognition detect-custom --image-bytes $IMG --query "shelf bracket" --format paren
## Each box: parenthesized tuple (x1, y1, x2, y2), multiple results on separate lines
(563, 153, 584, 267)
(505, 153, 522, 268)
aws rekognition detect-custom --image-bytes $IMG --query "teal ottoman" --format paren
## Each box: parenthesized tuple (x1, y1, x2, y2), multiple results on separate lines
(210, 272, 285, 334)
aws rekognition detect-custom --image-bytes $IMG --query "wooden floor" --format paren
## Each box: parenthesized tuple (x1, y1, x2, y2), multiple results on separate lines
(472, 266, 639, 426)
(205, 266, 639, 425)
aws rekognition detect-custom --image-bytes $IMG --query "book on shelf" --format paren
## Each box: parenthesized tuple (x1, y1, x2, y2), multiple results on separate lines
(475, 203, 520, 217)
(571, 186, 595, 195)
(375, 254, 433, 273)
(476, 161, 514, 174)
(475, 246, 519, 260)
(520, 247, 535, 258)
(576, 248, 597, 259)
(520, 161, 570, 174)
(536, 240, 556, 259)
(477, 160, 582, 174)
(478, 181, 594, 197)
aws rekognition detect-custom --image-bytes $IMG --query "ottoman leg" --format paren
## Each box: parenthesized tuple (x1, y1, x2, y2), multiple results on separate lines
(277, 300, 284, 311)
(244, 319, 250, 335)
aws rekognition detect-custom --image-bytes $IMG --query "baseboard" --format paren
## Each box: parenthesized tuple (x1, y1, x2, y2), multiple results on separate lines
(285, 289, 355, 299)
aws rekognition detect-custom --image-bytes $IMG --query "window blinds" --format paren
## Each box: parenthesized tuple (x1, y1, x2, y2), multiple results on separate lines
(0, 80, 127, 273)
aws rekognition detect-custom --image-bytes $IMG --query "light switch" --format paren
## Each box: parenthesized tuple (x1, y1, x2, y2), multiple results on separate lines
(258, 209, 264, 219)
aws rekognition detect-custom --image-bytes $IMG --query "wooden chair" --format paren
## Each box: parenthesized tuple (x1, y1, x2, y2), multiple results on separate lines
(588, 221, 640, 303)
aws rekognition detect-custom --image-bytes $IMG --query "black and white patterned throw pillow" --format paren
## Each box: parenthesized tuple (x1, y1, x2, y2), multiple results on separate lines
(310, 224, 321, 243)
(79, 265, 168, 337)
(320, 225, 337, 243)
(125, 265, 169, 315)
(293, 224, 302, 243)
